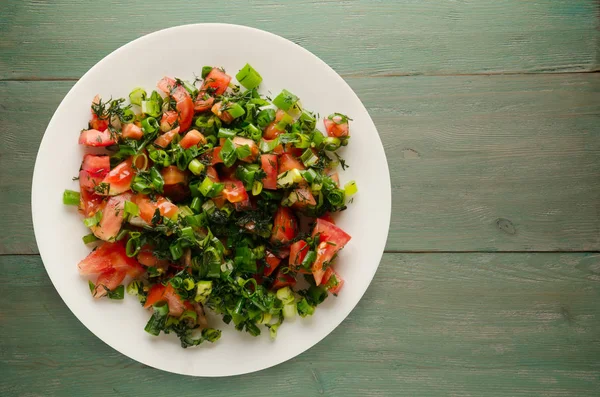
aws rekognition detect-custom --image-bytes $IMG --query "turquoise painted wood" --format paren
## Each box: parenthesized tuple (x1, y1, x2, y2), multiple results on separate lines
(1, 253, 599, 396)
(1, 0, 599, 395)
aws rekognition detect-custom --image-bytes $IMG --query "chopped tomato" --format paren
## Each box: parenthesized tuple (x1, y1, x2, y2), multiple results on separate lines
(232, 136, 259, 162)
(271, 268, 296, 290)
(91, 192, 132, 241)
(160, 111, 178, 132)
(201, 68, 231, 96)
(320, 212, 336, 224)
(137, 245, 170, 268)
(93, 268, 127, 298)
(210, 147, 224, 165)
(324, 117, 349, 138)
(144, 284, 167, 308)
(270, 207, 298, 245)
(78, 240, 142, 277)
(289, 240, 309, 271)
(291, 186, 316, 208)
(79, 189, 104, 217)
(194, 92, 215, 112)
(222, 179, 248, 204)
(321, 267, 344, 295)
(283, 143, 304, 158)
(278, 153, 305, 173)
(261, 139, 284, 155)
(263, 121, 284, 139)
(261, 154, 278, 190)
(171, 86, 194, 132)
(211, 102, 234, 123)
(98, 158, 135, 196)
(134, 194, 179, 223)
(78, 129, 116, 147)
(206, 166, 220, 182)
(311, 219, 352, 285)
(90, 116, 109, 132)
(163, 284, 185, 317)
(157, 76, 177, 94)
(161, 165, 187, 185)
(79, 155, 110, 191)
(263, 251, 282, 277)
(154, 127, 180, 148)
(328, 171, 340, 187)
(179, 129, 206, 149)
(122, 123, 143, 140)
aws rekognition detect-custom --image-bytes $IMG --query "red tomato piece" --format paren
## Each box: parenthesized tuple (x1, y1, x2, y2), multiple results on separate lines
(79, 155, 110, 192)
(201, 68, 231, 96)
(137, 245, 170, 268)
(210, 147, 224, 165)
(162, 283, 186, 317)
(206, 166, 220, 182)
(310, 219, 352, 285)
(157, 77, 177, 94)
(270, 207, 298, 245)
(98, 158, 135, 196)
(291, 186, 316, 209)
(320, 212, 336, 224)
(289, 240, 309, 271)
(211, 102, 234, 124)
(261, 139, 284, 155)
(134, 194, 179, 223)
(263, 121, 284, 140)
(261, 154, 278, 190)
(154, 126, 180, 148)
(90, 116, 109, 132)
(79, 129, 116, 147)
(324, 117, 349, 138)
(321, 267, 344, 295)
(263, 251, 282, 277)
(179, 129, 206, 149)
(271, 268, 297, 290)
(78, 240, 141, 276)
(79, 189, 104, 217)
(278, 153, 305, 173)
(232, 137, 259, 162)
(161, 165, 187, 186)
(194, 92, 215, 112)
(171, 86, 194, 132)
(283, 143, 304, 158)
(122, 123, 143, 140)
(93, 268, 127, 298)
(222, 179, 248, 204)
(91, 192, 132, 241)
(160, 111, 178, 132)
(144, 284, 167, 309)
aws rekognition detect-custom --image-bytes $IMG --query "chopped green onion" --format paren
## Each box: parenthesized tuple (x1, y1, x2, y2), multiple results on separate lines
(201, 66, 213, 79)
(245, 123, 262, 141)
(235, 144, 252, 160)
(295, 133, 311, 149)
(195, 280, 213, 303)
(225, 103, 245, 119)
(276, 287, 295, 305)
(258, 312, 272, 324)
(276, 112, 294, 130)
(188, 159, 205, 175)
(170, 242, 183, 260)
(277, 169, 303, 188)
(83, 210, 102, 228)
(252, 180, 263, 196)
(344, 180, 358, 197)
(323, 137, 341, 151)
(283, 303, 297, 320)
(183, 278, 195, 291)
(190, 196, 203, 213)
(256, 108, 276, 128)
(141, 117, 159, 134)
(123, 200, 139, 217)
(326, 188, 345, 207)
(129, 87, 147, 106)
(145, 302, 169, 336)
(199, 177, 214, 196)
(299, 110, 316, 131)
(236, 63, 263, 90)
(300, 149, 319, 167)
(312, 130, 324, 146)
(132, 153, 148, 171)
(141, 100, 161, 117)
(63, 189, 80, 206)
(259, 137, 280, 153)
(106, 285, 125, 300)
(126, 280, 143, 296)
(302, 169, 318, 183)
(202, 199, 216, 214)
(219, 138, 237, 167)
(217, 128, 237, 139)
(301, 250, 316, 269)
(177, 78, 198, 97)
(273, 89, 299, 111)
(82, 233, 98, 244)
(180, 226, 195, 240)
(297, 298, 315, 317)
(149, 167, 164, 193)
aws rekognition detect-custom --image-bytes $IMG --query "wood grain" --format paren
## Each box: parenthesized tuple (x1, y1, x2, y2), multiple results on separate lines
(1, 74, 599, 254)
(1, 0, 598, 80)
(1, 253, 599, 396)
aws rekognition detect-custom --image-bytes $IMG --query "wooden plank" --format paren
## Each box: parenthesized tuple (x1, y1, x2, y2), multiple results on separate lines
(1, 74, 599, 254)
(1, 253, 599, 396)
(1, 0, 598, 79)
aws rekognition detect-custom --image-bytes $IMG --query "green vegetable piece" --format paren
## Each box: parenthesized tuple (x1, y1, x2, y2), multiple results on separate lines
(272, 89, 299, 111)
(188, 159, 205, 176)
(123, 200, 139, 217)
(195, 280, 213, 303)
(129, 87, 147, 106)
(225, 103, 245, 119)
(141, 100, 161, 117)
(219, 138, 237, 167)
(201, 66, 213, 79)
(256, 108, 276, 128)
(344, 180, 358, 197)
(236, 63, 263, 90)
(63, 189, 80, 206)
(83, 210, 102, 228)
(82, 233, 98, 244)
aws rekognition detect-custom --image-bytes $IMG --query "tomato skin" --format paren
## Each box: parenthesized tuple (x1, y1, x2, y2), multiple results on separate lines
(260, 154, 278, 190)
(263, 121, 284, 140)
(194, 93, 215, 112)
(324, 118, 349, 138)
(291, 186, 316, 209)
(289, 240, 309, 271)
(98, 158, 135, 196)
(154, 127, 180, 148)
(160, 111, 178, 132)
(311, 219, 352, 285)
(79, 129, 116, 147)
(144, 284, 167, 308)
(122, 123, 143, 140)
(201, 68, 231, 96)
(91, 192, 132, 241)
(270, 207, 298, 245)
(179, 129, 206, 149)
(321, 267, 344, 295)
(93, 268, 127, 298)
(263, 250, 282, 277)
(79, 155, 110, 191)
(279, 153, 305, 173)
(271, 268, 297, 290)
(283, 143, 304, 158)
(134, 194, 179, 223)
(232, 137, 259, 162)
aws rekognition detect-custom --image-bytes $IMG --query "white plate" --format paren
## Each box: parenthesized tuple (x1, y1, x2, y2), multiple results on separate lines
(32, 24, 391, 377)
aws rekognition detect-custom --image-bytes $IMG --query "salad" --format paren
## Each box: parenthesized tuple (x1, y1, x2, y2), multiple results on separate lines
(62, 64, 357, 348)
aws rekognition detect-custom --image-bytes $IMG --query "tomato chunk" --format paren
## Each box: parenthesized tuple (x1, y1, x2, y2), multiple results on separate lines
(271, 268, 296, 290)
(143, 283, 184, 317)
(91, 192, 132, 241)
(270, 207, 298, 245)
(324, 116, 349, 138)
(201, 68, 231, 96)
(261, 154, 278, 190)
(232, 137, 259, 163)
(310, 219, 351, 285)
(278, 153, 305, 173)
(78, 241, 142, 277)
(160, 111, 178, 132)
(79, 155, 110, 191)
(98, 158, 135, 196)
(222, 179, 248, 204)
(179, 129, 206, 149)
(211, 102, 234, 124)
(93, 268, 127, 298)
(194, 92, 215, 112)
(134, 194, 179, 223)
(154, 127, 180, 148)
(79, 129, 116, 147)
(161, 165, 187, 186)
(122, 123, 143, 140)
(263, 251, 282, 277)
(263, 121, 284, 140)
(171, 85, 194, 132)
(144, 284, 167, 309)
(289, 240, 309, 271)
(291, 186, 316, 209)
(321, 267, 344, 295)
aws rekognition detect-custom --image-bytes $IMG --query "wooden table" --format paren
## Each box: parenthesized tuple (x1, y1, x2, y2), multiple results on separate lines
(1, 1, 599, 395)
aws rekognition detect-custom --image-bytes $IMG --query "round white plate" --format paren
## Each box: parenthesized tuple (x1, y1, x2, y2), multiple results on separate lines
(32, 24, 391, 377)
